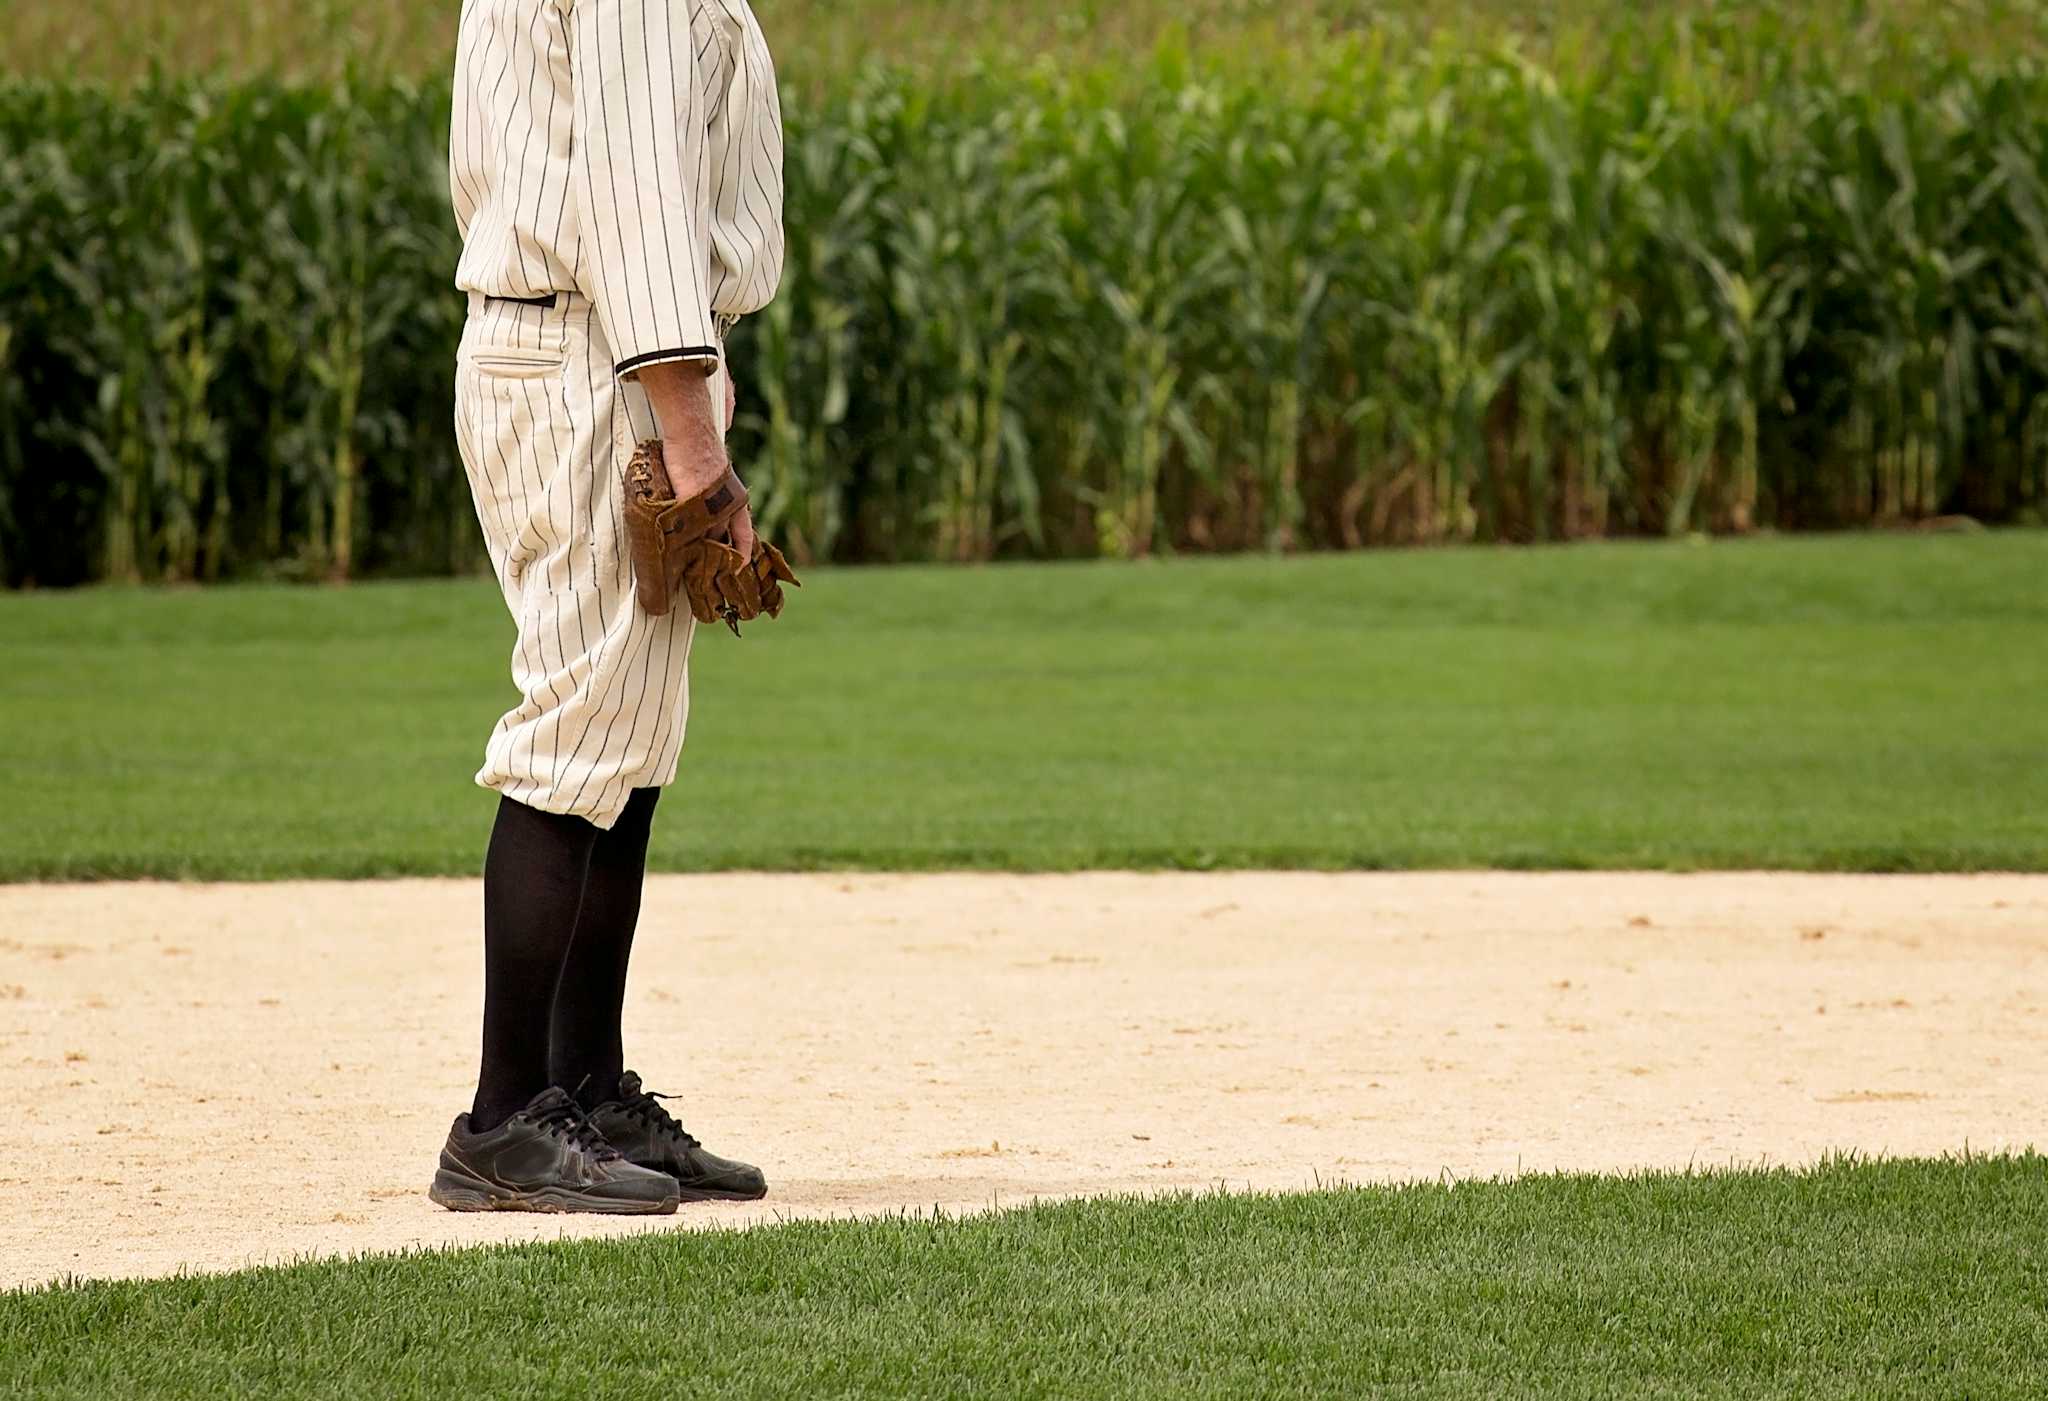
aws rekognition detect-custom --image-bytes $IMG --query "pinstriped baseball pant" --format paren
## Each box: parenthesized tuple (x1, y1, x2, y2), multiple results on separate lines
(454, 290, 722, 832)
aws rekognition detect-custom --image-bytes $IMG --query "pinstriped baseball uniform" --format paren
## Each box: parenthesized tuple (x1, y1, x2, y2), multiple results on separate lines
(449, 0, 783, 830)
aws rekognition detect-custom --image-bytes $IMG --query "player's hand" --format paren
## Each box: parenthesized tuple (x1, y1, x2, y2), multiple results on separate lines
(657, 439, 730, 502)
(639, 360, 728, 500)
(653, 433, 754, 558)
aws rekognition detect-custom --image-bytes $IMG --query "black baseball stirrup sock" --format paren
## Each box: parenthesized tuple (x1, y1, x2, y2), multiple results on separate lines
(552, 787, 662, 1109)
(470, 796, 601, 1134)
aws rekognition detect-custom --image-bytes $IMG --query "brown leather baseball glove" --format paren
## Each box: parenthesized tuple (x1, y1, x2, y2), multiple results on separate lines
(622, 440, 799, 634)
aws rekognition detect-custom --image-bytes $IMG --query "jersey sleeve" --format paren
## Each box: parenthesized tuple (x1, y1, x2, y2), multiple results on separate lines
(567, 0, 722, 381)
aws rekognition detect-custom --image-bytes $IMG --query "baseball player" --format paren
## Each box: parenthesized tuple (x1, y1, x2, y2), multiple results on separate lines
(429, 0, 786, 1214)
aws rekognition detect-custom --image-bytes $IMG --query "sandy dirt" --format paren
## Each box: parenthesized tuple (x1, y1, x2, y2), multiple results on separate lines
(2, 872, 2044, 1289)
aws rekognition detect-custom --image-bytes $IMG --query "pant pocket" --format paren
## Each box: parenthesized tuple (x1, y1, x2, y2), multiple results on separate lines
(458, 358, 615, 599)
(465, 345, 566, 379)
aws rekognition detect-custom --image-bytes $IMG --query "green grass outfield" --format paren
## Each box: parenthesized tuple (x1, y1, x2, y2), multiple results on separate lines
(6, 1158, 2046, 1398)
(2, 532, 2044, 881)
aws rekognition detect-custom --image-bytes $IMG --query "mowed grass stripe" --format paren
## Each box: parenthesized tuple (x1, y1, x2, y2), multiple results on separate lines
(2, 533, 2044, 881)
(5, 1158, 2047, 1398)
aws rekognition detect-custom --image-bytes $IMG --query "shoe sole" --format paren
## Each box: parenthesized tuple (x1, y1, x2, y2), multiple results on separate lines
(675, 1183, 769, 1203)
(429, 1167, 679, 1215)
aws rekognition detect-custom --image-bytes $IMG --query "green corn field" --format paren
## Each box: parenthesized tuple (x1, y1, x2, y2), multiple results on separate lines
(8, 0, 2042, 86)
(3, 6, 2047, 583)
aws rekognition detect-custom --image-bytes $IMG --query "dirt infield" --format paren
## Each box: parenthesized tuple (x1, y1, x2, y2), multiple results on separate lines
(3, 872, 2043, 1289)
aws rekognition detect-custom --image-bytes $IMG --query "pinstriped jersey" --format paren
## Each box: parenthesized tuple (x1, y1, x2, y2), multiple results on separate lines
(450, 0, 785, 380)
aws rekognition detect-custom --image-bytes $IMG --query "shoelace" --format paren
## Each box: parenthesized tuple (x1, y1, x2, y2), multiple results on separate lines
(621, 1087, 702, 1153)
(528, 1094, 620, 1160)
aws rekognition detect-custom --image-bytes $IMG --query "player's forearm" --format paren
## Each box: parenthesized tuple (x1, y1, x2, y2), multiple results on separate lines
(636, 361, 727, 497)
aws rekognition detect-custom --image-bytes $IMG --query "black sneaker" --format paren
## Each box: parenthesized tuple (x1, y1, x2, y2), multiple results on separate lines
(430, 1086, 680, 1214)
(586, 1071, 768, 1202)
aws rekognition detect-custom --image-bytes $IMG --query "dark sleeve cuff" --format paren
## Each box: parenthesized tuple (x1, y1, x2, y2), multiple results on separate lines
(615, 346, 721, 380)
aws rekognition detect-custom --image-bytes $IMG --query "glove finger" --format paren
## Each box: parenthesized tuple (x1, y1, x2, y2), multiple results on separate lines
(722, 554, 765, 621)
(690, 539, 754, 624)
(759, 541, 799, 587)
(682, 548, 725, 625)
(750, 542, 793, 619)
(756, 568, 784, 619)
